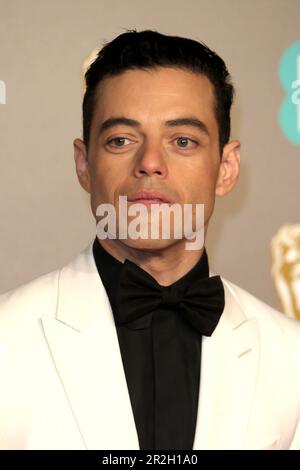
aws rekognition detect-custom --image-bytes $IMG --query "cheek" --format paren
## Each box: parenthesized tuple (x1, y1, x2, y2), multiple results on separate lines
(90, 158, 126, 203)
(183, 166, 218, 225)
(178, 151, 219, 196)
(187, 168, 217, 202)
(87, 161, 110, 209)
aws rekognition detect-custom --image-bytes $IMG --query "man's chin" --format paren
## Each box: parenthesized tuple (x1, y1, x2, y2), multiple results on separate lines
(117, 237, 182, 252)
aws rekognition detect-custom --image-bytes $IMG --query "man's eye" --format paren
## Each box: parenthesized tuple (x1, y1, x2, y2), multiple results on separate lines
(107, 137, 130, 147)
(175, 137, 197, 148)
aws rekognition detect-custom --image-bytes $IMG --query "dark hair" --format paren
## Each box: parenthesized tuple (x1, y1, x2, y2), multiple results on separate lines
(83, 29, 234, 153)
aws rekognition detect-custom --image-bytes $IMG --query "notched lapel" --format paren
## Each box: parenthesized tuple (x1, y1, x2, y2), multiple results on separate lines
(41, 245, 140, 450)
(41, 315, 139, 450)
(193, 280, 260, 449)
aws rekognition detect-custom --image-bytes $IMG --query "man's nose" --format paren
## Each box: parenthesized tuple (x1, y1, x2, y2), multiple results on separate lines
(133, 142, 168, 178)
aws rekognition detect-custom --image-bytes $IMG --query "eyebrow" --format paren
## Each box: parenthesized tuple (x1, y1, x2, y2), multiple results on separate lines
(98, 117, 140, 135)
(98, 116, 210, 137)
(165, 118, 210, 137)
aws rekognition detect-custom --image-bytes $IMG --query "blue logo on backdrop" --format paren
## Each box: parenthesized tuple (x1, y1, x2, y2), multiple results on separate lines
(278, 41, 300, 147)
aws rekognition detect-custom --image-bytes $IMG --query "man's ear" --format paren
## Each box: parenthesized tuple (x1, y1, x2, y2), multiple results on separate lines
(215, 140, 241, 197)
(73, 138, 91, 194)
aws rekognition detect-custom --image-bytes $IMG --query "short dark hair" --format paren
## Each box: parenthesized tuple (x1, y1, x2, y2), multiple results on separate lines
(83, 29, 234, 153)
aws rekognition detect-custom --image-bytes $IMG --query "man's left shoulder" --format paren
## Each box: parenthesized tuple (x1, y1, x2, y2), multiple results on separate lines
(221, 277, 300, 338)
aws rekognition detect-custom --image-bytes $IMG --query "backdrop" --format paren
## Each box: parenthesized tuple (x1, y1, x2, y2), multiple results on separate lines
(0, 0, 299, 314)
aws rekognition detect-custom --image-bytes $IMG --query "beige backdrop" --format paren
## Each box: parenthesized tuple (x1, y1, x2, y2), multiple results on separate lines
(0, 0, 299, 312)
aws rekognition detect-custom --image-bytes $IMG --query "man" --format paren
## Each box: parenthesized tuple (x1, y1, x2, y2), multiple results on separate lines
(0, 30, 300, 450)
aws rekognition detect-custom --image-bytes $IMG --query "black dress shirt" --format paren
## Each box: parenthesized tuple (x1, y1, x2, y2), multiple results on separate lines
(92, 238, 211, 450)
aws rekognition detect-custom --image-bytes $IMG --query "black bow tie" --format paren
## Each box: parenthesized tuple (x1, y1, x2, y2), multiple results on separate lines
(115, 258, 225, 336)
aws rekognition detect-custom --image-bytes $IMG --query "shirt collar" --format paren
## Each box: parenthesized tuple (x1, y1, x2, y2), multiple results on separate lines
(92, 237, 210, 314)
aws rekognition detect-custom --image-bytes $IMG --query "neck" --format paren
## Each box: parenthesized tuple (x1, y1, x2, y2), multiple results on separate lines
(97, 238, 206, 286)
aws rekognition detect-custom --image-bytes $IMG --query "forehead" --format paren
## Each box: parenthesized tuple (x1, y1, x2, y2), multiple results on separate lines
(93, 67, 217, 128)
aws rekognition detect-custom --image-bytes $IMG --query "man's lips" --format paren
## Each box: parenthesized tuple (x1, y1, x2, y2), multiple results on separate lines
(127, 190, 173, 204)
(128, 198, 170, 205)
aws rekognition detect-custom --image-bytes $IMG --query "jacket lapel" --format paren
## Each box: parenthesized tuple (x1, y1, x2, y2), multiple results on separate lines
(41, 243, 139, 450)
(193, 278, 260, 449)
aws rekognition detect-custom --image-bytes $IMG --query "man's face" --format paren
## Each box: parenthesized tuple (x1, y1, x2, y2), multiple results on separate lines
(75, 67, 240, 250)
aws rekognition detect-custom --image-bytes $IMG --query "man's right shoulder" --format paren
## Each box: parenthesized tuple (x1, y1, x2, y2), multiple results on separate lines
(0, 242, 94, 328)
(0, 268, 61, 327)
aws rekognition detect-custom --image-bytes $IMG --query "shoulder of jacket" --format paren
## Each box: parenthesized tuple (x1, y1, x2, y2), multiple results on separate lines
(0, 268, 61, 326)
(0, 242, 94, 324)
(221, 276, 300, 338)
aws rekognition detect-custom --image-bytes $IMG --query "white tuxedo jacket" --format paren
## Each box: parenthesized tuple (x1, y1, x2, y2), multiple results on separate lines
(0, 242, 300, 450)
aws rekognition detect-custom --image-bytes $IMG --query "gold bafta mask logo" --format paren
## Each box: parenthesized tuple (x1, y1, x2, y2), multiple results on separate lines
(271, 224, 300, 320)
